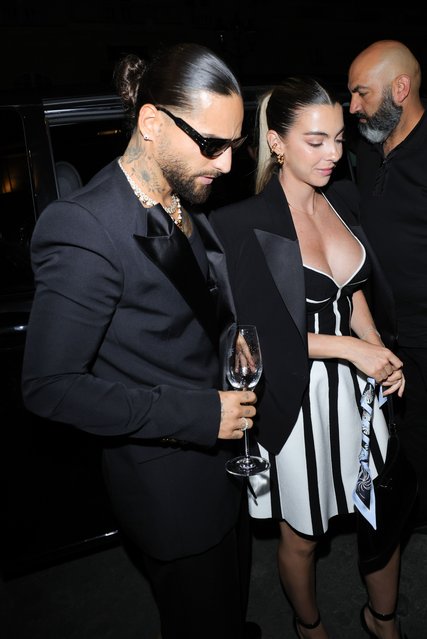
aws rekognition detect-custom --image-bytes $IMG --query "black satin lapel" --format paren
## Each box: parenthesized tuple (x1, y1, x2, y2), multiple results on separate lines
(254, 229, 306, 338)
(348, 223, 396, 347)
(193, 213, 237, 387)
(192, 213, 236, 329)
(134, 205, 219, 348)
(146, 202, 174, 236)
(346, 221, 394, 300)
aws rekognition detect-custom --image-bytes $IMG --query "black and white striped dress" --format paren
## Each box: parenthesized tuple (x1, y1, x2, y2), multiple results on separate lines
(248, 238, 390, 536)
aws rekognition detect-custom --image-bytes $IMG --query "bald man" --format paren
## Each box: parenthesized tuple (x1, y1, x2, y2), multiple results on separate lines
(348, 40, 427, 529)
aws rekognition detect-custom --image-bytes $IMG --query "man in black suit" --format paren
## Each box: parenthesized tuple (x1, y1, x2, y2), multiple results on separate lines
(22, 43, 259, 639)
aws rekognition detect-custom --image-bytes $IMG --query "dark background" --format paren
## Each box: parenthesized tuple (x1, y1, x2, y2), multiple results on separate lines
(1, 1, 426, 94)
(2, 6, 427, 638)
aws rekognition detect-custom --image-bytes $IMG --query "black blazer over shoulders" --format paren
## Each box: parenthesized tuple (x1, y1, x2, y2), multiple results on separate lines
(211, 175, 396, 455)
(22, 160, 241, 561)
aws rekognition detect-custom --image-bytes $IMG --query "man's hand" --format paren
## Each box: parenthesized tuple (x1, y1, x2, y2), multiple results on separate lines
(217, 390, 257, 439)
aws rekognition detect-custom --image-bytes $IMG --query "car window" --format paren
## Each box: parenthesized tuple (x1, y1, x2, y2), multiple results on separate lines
(48, 119, 129, 192)
(0, 108, 35, 294)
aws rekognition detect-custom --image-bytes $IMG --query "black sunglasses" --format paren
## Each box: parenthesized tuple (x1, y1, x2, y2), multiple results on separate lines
(156, 106, 247, 159)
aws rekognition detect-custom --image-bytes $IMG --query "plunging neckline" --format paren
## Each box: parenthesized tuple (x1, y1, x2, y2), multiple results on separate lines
(301, 192, 365, 288)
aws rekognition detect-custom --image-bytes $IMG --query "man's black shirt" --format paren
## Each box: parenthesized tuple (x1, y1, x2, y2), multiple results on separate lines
(356, 110, 427, 347)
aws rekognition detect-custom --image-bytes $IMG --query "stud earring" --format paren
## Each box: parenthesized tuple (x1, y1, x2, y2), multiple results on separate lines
(277, 153, 284, 166)
(143, 133, 151, 141)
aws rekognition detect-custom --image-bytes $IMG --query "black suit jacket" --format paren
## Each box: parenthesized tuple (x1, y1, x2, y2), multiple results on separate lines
(211, 175, 396, 455)
(22, 159, 241, 560)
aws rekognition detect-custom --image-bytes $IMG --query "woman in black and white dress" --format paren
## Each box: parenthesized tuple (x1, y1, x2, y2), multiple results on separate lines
(211, 78, 406, 639)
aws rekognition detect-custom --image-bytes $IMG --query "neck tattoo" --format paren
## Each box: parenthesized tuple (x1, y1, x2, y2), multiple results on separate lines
(118, 157, 183, 231)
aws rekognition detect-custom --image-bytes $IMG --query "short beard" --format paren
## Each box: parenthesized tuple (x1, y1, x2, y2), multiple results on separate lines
(357, 87, 402, 144)
(159, 156, 218, 205)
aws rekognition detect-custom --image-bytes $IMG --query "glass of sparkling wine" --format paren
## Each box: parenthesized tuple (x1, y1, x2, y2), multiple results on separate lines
(225, 324, 270, 476)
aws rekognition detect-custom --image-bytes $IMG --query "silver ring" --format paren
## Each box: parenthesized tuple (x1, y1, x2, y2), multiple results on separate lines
(241, 417, 249, 431)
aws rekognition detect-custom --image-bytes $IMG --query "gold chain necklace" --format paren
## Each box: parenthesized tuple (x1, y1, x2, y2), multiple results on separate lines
(118, 158, 183, 230)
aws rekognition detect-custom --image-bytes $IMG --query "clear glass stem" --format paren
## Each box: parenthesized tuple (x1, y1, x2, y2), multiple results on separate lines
(225, 381, 270, 476)
(241, 385, 250, 458)
(243, 430, 250, 458)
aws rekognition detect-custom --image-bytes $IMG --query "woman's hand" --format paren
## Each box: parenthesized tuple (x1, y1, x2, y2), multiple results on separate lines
(381, 368, 405, 397)
(308, 332, 405, 396)
(345, 338, 404, 389)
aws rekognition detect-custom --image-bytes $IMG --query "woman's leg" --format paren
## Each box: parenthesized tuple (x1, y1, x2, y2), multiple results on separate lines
(362, 545, 402, 639)
(278, 521, 329, 639)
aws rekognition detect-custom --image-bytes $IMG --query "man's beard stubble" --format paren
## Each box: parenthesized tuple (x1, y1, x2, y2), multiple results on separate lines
(357, 87, 403, 144)
(159, 156, 221, 205)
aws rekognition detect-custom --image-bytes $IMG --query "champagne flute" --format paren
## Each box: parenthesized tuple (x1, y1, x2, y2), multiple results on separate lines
(225, 324, 270, 476)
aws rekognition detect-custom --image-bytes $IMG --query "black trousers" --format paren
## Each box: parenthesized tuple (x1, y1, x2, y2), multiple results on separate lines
(395, 346, 427, 526)
(132, 495, 252, 639)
